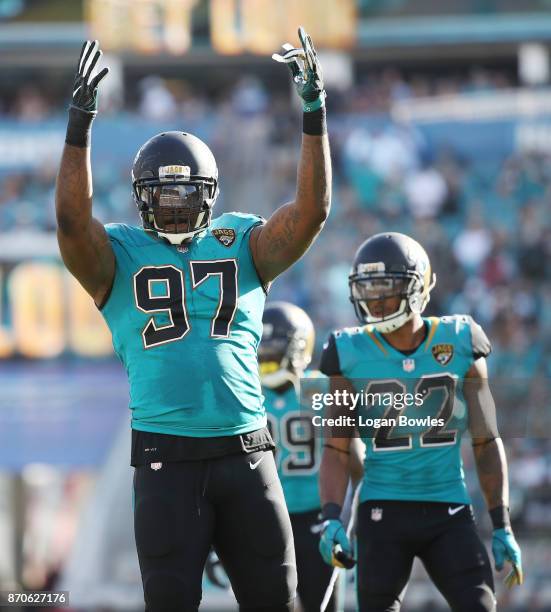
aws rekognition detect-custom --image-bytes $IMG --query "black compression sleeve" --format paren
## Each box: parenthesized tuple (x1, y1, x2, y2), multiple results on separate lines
(319, 333, 341, 376)
(65, 105, 96, 148)
(303, 107, 327, 136)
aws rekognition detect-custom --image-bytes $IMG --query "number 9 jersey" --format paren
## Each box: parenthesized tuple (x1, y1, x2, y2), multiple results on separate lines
(264, 372, 327, 514)
(320, 315, 492, 505)
(100, 212, 267, 437)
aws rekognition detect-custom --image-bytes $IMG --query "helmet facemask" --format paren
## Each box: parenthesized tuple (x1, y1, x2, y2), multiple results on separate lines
(349, 270, 435, 333)
(133, 169, 218, 245)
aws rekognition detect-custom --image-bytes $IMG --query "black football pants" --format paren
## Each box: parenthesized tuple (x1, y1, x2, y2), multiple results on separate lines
(356, 500, 496, 612)
(133, 449, 297, 611)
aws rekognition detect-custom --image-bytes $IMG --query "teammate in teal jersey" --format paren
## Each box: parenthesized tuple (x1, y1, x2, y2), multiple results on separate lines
(260, 303, 321, 514)
(259, 302, 340, 612)
(56, 33, 331, 612)
(317, 233, 523, 612)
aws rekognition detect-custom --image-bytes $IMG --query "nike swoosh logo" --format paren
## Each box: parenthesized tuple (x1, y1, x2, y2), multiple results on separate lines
(249, 456, 265, 470)
(448, 505, 465, 516)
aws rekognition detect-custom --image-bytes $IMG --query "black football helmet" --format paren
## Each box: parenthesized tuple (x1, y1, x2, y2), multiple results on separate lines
(349, 232, 436, 333)
(258, 302, 315, 389)
(132, 131, 219, 244)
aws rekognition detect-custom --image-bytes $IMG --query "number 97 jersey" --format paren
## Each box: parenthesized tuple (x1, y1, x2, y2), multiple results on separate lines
(100, 212, 267, 437)
(320, 316, 491, 505)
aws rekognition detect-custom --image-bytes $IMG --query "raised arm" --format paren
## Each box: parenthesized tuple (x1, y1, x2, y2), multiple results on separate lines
(465, 357, 523, 587)
(56, 41, 114, 306)
(250, 28, 331, 283)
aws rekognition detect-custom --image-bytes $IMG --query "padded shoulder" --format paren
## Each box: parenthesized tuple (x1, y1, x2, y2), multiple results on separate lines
(211, 212, 265, 234)
(439, 314, 491, 360)
(104, 223, 152, 247)
(465, 315, 492, 360)
(334, 326, 364, 341)
(319, 333, 341, 376)
(320, 327, 366, 376)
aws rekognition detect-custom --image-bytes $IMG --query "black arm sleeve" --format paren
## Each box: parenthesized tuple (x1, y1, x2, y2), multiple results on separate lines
(467, 316, 492, 360)
(319, 333, 342, 376)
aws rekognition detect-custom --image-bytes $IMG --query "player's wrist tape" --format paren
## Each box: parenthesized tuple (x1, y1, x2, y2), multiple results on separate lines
(303, 106, 327, 136)
(490, 505, 511, 530)
(65, 105, 97, 147)
(321, 502, 342, 520)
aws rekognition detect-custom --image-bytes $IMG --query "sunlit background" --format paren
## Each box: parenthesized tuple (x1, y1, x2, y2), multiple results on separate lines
(0, 1, 550, 610)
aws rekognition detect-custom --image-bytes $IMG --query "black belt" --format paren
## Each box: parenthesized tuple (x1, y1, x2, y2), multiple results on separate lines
(130, 426, 274, 466)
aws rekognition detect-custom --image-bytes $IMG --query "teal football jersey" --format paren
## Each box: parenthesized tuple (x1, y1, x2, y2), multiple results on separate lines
(264, 372, 327, 514)
(101, 212, 267, 437)
(325, 316, 490, 505)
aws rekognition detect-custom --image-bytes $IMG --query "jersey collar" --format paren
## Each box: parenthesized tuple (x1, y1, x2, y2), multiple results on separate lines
(367, 317, 440, 358)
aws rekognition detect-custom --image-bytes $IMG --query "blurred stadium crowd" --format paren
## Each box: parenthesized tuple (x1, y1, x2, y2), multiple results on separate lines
(1, 66, 551, 607)
(1, 69, 549, 350)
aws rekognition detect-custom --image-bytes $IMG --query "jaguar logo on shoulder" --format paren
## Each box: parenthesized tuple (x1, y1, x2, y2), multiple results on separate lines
(212, 228, 236, 247)
(432, 343, 454, 366)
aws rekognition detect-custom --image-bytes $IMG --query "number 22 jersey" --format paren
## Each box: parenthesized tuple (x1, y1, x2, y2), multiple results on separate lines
(100, 212, 267, 438)
(320, 316, 491, 505)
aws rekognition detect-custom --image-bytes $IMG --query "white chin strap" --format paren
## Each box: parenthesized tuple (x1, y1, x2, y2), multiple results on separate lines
(370, 308, 414, 333)
(360, 295, 411, 333)
(157, 228, 202, 245)
(155, 211, 207, 245)
(261, 368, 297, 390)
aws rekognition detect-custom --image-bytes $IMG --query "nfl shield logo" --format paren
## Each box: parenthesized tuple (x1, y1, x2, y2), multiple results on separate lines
(150, 462, 163, 471)
(371, 507, 383, 522)
(402, 358, 415, 372)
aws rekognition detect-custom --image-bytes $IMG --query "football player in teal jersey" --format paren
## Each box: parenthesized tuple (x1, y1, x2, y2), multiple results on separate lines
(317, 233, 523, 612)
(259, 302, 340, 612)
(55, 32, 330, 612)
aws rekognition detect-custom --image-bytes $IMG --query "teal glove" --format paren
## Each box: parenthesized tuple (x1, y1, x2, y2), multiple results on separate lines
(492, 527, 524, 587)
(272, 26, 326, 112)
(319, 519, 354, 568)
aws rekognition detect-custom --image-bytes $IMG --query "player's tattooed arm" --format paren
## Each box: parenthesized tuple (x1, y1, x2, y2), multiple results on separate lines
(466, 357, 509, 510)
(56, 41, 114, 306)
(251, 28, 330, 282)
(319, 375, 356, 508)
(249, 133, 331, 283)
(56, 145, 115, 305)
